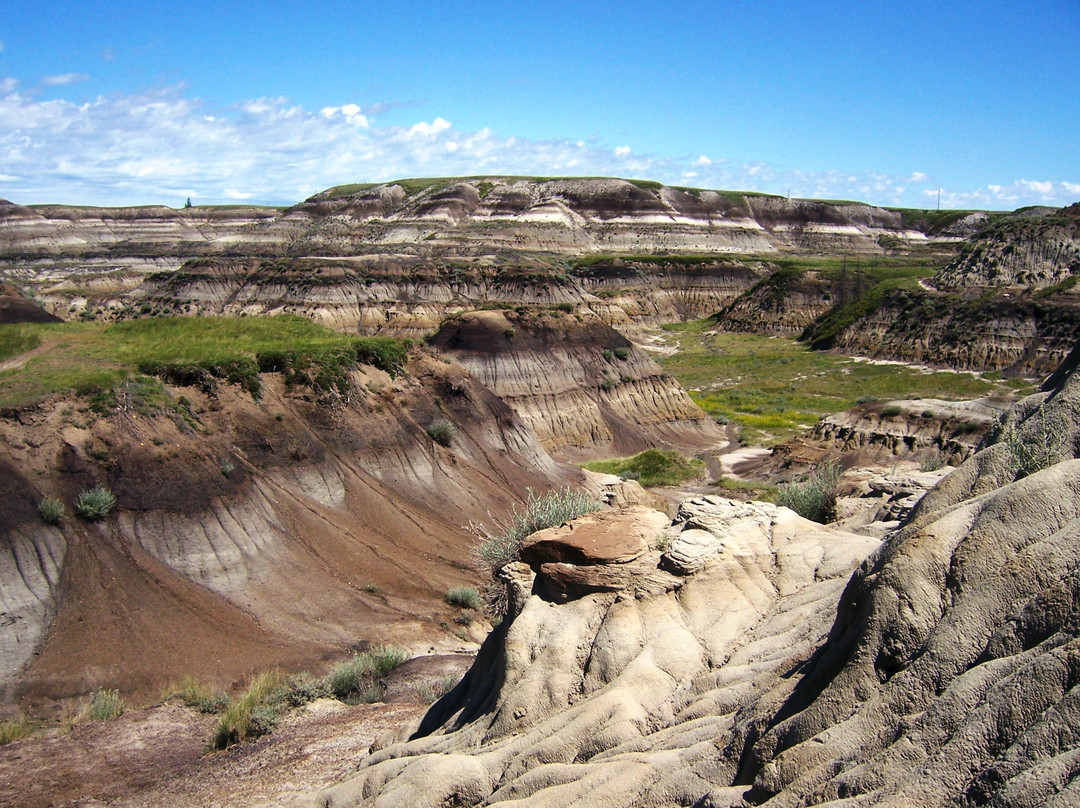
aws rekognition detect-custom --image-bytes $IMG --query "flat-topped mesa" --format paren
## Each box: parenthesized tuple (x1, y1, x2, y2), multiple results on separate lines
(428, 308, 725, 459)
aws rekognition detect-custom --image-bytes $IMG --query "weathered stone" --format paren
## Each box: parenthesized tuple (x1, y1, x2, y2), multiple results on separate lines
(519, 506, 668, 567)
(661, 528, 723, 575)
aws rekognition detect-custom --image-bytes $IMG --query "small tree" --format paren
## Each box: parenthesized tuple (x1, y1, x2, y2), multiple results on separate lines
(184, 197, 193, 209)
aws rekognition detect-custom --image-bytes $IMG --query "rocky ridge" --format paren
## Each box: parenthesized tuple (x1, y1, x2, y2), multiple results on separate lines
(304, 352, 1080, 807)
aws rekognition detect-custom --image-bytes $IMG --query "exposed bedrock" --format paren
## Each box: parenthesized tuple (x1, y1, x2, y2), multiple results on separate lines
(428, 309, 726, 459)
(0, 352, 578, 704)
(304, 354, 1080, 807)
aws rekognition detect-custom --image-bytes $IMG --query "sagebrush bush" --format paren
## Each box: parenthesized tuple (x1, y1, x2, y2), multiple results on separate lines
(1002, 404, 1069, 477)
(84, 688, 125, 721)
(426, 418, 458, 447)
(775, 463, 842, 523)
(74, 485, 117, 521)
(325, 646, 408, 704)
(446, 586, 482, 610)
(471, 488, 602, 615)
(37, 496, 65, 525)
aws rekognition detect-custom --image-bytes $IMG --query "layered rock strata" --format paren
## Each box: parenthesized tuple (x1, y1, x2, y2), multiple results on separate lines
(0, 352, 576, 705)
(428, 309, 725, 459)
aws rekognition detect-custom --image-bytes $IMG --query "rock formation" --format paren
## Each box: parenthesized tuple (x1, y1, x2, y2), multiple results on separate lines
(428, 309, 725, 459)
(934, 203, 1080, 289)
(303, 353, 1080, 807)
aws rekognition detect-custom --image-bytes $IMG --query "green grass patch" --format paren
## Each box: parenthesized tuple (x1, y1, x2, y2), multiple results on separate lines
(446, 586, 482, 610)
(582, 448, 705, 487)
(74, 485, 117, 521)
(0, 316, 409, 409)
(0, 716, 35, 746)
(325, 646, 408, 704)
(83, 688, 125, 721)
(163, 675, 230, 714)
(656, 320, 1021, 446)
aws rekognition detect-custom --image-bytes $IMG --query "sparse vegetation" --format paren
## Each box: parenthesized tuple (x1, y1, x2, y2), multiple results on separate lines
(37, 496, 65, 525)
(211, 671, 286, 750)
(83, 688, 125, 721)
(1002, 404, 1070, 477)
(471, 488, 602, 615)
(775, 463, 842, 523)
(919, 452, 948, 472)
(613, 346, 630, 361)
(163, 675, 230, 714)
(0, 716, 35, 746)
(74, 485, 117, 521)
(582, 449, 705, 487)
(415, 673, 461, 704)
(325, 646, 408, 704)
(426, 418, 458, 446)
(446, 585, 482, 610)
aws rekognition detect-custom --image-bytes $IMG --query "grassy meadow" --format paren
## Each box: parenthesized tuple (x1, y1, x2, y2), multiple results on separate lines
(655, 319, 1033, 446)
(0, 315, 407, 409)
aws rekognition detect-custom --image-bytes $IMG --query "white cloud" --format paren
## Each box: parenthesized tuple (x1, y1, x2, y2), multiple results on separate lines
(409, 117, 451, 136)
(1018, 178, 1055, 196)
(0, 81, 1075, 210)
(909, 171, 927, 182)
(0, 40, 5, 53)
(41, 73, 90, 87)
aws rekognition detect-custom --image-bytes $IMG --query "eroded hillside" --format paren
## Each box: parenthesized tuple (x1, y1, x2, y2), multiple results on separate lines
(304, 349, 1080, 807)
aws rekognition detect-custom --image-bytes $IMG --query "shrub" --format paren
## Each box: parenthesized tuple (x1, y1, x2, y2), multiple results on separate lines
(602, 349, 614, 362)
(74, 485, 117, 521)
(325, 646, 408, 704)
(881, 404, 903, 418)
(1002, 404, 1069, 477)
(919, 452, 947, 472)
(210, 671, 287, 750)
(446, 586, 482, 610)
(415, 673, 460, 704)
(470, 488, 602, 614)
(613, 346, 630, 361)
(775, 463, 842, 523)
(426, 418, 458, 447)
(38, 496, 65, 525)
(84, 688, 125, 721)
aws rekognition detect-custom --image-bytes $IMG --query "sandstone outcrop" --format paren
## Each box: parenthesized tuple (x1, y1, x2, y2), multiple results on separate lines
(428, 309, 725, 459)
(303, 354, 1080, 807)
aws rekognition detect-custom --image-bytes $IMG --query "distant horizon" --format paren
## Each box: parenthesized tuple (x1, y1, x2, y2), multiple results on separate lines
(2, 2, 1078, 210)
(3, 175, 1074, 214)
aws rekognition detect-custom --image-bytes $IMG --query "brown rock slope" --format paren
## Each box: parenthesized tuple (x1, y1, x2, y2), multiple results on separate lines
(0, 351, 576, 708)
(428, 309, 725, 460)
(305, 353, 1080, 806)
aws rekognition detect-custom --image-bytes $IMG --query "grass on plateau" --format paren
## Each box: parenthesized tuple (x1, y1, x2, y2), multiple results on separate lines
(0, 315, 408, 409)
(655, 320, 1033, 446)
(582, 448, 705, 488)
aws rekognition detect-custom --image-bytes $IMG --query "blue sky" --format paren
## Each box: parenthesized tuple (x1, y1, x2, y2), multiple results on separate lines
(1, 1, 1077, 209)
